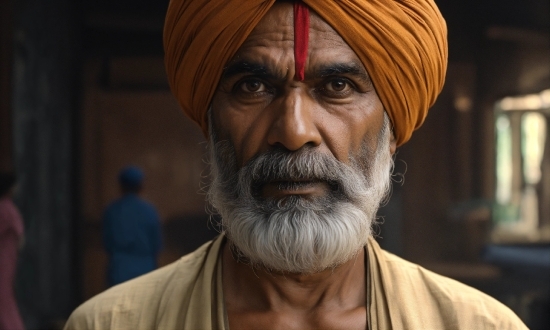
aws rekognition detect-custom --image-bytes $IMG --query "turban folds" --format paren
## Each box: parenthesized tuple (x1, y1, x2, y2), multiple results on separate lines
(164, 0, 447, 147)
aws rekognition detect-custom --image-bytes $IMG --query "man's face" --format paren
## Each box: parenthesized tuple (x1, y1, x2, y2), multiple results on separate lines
(208, 2, 395, 273)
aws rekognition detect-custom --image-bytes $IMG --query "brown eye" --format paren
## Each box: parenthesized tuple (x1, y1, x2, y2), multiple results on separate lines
(240, 80, 266, 93)
(326, 79, 349, 92)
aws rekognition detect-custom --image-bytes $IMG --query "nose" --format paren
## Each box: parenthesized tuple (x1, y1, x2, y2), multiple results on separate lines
(266, 90, 322, 151)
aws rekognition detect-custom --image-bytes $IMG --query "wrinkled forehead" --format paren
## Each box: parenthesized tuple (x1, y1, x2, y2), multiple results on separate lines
(237, 3, 295, 48)
(247, 2, 347, 44)
(231, 1, 360, 80)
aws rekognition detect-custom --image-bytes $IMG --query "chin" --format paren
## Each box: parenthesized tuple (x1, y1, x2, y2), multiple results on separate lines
(223, 194, 373, 274)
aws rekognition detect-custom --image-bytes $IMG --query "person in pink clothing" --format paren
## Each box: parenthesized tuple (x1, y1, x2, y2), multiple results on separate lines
(0, 172, 25, 330)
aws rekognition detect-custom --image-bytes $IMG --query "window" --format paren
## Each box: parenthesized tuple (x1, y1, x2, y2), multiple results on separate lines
(493, 89, 550, 242)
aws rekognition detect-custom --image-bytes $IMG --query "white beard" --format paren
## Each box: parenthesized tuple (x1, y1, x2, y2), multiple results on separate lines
(207, 113, 393, 274)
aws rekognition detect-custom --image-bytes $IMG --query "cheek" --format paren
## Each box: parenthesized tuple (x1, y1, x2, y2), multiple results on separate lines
(320, 98, 385, 163)
(211, 95, 271, 166)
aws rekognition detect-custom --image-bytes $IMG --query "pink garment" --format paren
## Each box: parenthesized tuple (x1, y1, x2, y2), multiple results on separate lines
(0, 196, 25, 330)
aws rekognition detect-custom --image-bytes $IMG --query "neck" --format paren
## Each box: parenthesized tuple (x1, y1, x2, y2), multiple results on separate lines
(222, 239, 367, 311)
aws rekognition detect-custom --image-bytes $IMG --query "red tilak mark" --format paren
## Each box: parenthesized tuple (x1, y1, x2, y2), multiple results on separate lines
(294, 1, 309, 81)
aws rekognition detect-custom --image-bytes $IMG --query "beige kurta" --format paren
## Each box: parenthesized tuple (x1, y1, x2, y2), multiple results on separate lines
(65, 235, 527, 330)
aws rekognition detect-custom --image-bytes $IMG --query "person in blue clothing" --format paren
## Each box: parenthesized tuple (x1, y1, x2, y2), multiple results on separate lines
(102, 166, 163, 287)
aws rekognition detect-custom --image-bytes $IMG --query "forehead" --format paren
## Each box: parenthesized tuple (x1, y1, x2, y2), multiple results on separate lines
(227, 2, 362, 73)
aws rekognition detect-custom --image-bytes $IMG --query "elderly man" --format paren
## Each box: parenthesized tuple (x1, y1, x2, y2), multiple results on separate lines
(66, 0, 527, 329)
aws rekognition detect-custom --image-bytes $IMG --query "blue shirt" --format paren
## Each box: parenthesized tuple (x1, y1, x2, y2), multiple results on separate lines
(102, 194, 162, 286)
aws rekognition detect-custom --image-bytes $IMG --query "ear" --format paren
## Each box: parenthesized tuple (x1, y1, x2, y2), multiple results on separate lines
(390, 131, 397, 155)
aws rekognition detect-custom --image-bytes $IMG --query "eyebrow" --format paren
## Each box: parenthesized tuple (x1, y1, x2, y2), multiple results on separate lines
(314, 62, 372, 85)
(221, 61, 278, 80)
(221, 60, 372, 85)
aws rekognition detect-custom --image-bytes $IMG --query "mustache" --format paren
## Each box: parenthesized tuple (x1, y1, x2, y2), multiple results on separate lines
(210, 138, 377, 207)
(239, 146, 355, 196)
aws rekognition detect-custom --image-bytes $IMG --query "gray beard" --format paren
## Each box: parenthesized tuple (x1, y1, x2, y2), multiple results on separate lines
(207, 113, 393, 274)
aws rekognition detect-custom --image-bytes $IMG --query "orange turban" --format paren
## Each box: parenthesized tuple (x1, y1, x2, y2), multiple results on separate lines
(164, 0, 447, 147)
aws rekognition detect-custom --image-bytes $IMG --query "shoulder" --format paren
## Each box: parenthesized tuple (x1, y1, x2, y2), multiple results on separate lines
(141, 199, 159, 214)
(127, 196, 158, 214)
(65, 240, 215, 330)
(103, 196, 157, 213)
(379, 250, 527, 329)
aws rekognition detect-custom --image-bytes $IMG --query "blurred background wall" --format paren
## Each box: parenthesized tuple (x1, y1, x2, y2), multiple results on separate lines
(1, 0, 549, 329)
